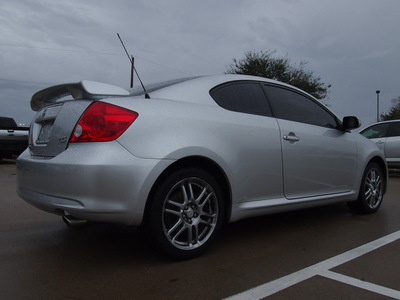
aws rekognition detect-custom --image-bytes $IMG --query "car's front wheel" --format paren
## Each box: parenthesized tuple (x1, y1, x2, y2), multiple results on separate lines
(147, 168, 224, 260)
(348, 162, 384, 214)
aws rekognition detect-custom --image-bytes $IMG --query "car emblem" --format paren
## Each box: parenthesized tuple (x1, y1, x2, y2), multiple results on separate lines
(58, 136, 67, 143)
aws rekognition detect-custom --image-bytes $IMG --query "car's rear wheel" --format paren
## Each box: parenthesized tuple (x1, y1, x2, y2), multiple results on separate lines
(147, 168, 224, 260)
(348, 162, 384, 214)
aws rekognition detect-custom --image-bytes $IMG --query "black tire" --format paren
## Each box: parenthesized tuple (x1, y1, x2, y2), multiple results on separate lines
(348, 163, 384, 214)
(146, 168, 224, 260)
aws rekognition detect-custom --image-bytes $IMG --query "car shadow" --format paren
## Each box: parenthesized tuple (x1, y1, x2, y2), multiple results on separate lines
(11, 200, 389, 268)
(39, 202, 354, 263)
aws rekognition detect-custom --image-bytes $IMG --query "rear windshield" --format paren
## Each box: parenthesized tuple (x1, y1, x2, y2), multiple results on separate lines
(129, 77, 199, 96)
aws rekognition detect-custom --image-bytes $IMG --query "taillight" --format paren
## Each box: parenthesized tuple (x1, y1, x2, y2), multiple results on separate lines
(70, 102, 138, 143)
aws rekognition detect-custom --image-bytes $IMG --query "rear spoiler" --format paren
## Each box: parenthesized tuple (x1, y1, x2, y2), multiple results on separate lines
(31, 80, 130, 111)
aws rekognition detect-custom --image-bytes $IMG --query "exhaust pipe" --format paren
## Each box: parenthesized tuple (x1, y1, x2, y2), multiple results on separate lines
(62, 214, 87, 227)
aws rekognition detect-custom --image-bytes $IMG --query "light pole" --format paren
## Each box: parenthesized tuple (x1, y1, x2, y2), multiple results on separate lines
(376, 90, 380, 122)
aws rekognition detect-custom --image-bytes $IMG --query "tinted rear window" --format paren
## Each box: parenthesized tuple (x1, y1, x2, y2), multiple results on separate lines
(210, 81, 272, 116)
(388, 122, 400, 136)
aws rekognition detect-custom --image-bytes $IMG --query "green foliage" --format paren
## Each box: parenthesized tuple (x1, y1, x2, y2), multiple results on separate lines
(380, 97, 400, 121)
(226, 50, 331, 100)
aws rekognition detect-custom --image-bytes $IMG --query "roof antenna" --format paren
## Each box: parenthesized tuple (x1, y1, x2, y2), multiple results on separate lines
(117, 33, 150, 99)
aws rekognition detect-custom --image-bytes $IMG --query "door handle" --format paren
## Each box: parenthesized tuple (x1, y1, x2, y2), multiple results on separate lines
(283, 132, 300, 142)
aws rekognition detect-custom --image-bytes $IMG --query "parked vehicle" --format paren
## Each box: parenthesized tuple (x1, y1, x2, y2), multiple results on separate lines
(360, 120, 400, 168)
(17, 75, 387, 259)
(0, 117, 29, 160)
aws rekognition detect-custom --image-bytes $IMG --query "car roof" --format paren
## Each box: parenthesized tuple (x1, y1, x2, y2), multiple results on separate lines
(141, 74, 316, 105)
(373, 120, 399, 124)
(363, 119, 400, 128)
(359, 119, 400, 133)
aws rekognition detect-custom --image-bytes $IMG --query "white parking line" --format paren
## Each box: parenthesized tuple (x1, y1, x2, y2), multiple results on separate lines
(320, 270, 400, 299)
(224, 230, 400, 300)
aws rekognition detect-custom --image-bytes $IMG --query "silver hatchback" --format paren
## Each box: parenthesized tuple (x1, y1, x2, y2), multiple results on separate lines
(17, 75, 387, 259)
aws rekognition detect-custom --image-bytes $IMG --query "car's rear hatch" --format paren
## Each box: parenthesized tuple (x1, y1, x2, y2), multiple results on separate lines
(29, 81, 130, 157)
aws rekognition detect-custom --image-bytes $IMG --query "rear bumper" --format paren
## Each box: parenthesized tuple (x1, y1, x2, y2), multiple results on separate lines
(16, 141, 173, 225)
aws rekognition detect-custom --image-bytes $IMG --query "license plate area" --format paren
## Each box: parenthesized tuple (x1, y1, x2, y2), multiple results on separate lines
(36, 123, 53, 144)
(34, 104, 63, 146)
(29, 101, 91, 157)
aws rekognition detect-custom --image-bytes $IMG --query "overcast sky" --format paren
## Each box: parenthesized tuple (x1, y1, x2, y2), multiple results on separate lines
(1, 0, 399, 126)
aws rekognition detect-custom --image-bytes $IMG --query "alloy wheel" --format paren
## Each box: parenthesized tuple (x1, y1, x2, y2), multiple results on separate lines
(364, 167, 383, 210)
(161, 177, 219, 251)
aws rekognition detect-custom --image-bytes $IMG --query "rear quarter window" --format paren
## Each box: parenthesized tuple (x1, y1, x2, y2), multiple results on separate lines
(388, 122, 400, 137)
(210, 81, 272, 117)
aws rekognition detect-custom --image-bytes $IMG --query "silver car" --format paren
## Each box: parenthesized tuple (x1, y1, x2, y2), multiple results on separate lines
(17, 75, 387, 259)
(360, 120, 400, 168)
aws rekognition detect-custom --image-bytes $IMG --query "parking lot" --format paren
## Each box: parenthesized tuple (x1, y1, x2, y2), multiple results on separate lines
(1, 159, 400, 299)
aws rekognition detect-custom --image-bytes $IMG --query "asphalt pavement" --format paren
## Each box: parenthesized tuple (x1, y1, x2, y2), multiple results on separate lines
(1, 159, 400, 299)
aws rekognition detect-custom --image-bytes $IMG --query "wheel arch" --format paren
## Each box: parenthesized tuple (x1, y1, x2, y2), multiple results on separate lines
(367, 155, 388, 194)
(142, 156, 232, 226)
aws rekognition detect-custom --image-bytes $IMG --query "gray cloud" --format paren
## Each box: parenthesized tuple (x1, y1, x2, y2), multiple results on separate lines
(1, 0, 400, 126)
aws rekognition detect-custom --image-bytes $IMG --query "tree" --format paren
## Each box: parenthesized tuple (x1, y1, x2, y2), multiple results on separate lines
(380, 97, 400, 121)
(226, 50, 331, 100)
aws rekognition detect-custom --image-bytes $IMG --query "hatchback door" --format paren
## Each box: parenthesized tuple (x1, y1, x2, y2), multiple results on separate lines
(29, 101, 91, 157)
(28, 81, 130, 157)
(263, 84, 357, 199)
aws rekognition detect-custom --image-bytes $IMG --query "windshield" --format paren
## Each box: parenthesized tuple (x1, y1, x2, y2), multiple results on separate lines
(129, 77, 200, 96)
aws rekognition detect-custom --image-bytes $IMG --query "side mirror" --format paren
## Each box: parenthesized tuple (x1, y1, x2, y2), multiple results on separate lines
(342, 116, 361, 131)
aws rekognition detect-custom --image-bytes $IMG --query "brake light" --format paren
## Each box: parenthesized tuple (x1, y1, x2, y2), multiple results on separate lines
(70, 102, 138, 143)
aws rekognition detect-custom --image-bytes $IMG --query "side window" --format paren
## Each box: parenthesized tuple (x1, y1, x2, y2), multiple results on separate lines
(360, 123, 390, 139)
(263, 85, 338, 128)
(388, 122, 400, 137)
(210, 81, 272, 117)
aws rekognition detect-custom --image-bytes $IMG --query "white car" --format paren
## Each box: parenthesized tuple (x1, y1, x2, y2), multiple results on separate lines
(360, 120, 400, 168)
